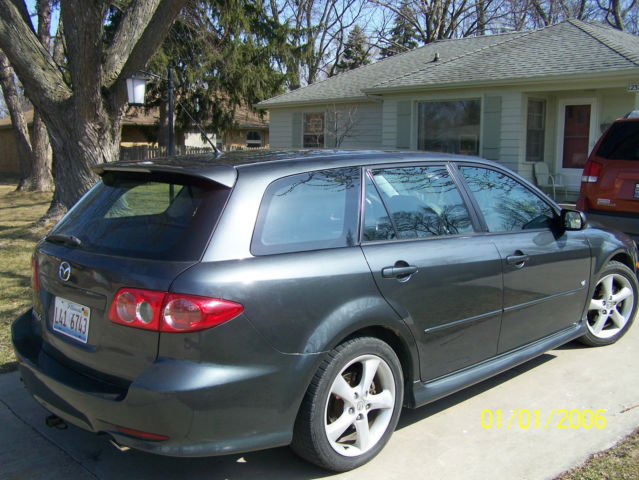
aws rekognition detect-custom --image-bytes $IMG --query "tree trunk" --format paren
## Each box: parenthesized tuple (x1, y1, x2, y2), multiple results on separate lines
(0, 0, 188, 221)
(29, 0, 54, 192)
(31, 113, 53, 190)
(0, 50, 34, 189)
(44, 107, 123, 220)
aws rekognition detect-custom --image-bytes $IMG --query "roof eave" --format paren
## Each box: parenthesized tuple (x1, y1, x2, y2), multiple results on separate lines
(362, 68, 639, 95)
(257, 95, 375, 110)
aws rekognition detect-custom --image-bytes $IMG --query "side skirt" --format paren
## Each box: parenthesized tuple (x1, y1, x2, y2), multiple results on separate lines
(408, 322, 586, 408)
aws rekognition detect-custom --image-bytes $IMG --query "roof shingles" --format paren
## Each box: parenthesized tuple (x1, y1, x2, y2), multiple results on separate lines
(259, 20, 639, 107)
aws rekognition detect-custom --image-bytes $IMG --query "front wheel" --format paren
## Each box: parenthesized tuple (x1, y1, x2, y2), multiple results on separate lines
(579, 261, 638, 346)
(291, 336, 403, 472)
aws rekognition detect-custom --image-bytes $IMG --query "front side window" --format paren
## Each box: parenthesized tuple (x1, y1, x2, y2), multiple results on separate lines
(364, 166, 473, 240)
(459, 166, 554, 232)
(303, 113, 324, 148)
(252, 168, 360, 255)
(417, 100, 480, 155)
(526, 99, 546, 162)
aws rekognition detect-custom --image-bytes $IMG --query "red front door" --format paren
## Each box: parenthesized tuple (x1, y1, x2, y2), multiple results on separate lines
(562, 105, 591, 169)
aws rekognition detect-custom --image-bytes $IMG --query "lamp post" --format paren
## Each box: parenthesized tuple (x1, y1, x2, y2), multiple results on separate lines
(167, 65, 174, 156)
(126, 67, 220, 157)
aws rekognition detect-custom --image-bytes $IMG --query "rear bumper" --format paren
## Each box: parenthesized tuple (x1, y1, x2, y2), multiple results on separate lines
(585, 210, 639, 244)
(12, 309, 319, 457)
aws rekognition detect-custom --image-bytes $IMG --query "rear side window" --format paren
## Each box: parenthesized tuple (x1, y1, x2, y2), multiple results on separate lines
(251, 168, 360, 255)
(596, 122, 639, 160)
(50, 172, 229, 261)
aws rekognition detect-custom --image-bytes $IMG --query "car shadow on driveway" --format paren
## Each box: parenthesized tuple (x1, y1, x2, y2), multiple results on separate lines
(396, 353, 556, 430)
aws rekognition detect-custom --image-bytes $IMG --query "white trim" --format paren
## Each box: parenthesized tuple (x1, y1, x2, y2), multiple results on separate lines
(556, 97, 599, 190)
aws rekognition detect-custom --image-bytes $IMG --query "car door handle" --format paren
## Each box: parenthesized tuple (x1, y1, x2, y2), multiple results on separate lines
(506, 253, 530, 267)
(381, 265, 418, 279)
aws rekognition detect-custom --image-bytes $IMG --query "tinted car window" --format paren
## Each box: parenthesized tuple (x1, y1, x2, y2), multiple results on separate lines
(50, 172, 229, 261)
(459, 166, 554, 232)
(596, 122, 639, 160)
(251, 168, 360, 255)
(368, 166, 473, 239)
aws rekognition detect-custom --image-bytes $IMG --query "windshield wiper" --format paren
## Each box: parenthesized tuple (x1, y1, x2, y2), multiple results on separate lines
(45, 234, 82, 248)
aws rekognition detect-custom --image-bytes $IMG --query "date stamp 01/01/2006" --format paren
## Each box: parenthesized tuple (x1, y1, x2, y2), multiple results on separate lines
(480, 408, 606, 431)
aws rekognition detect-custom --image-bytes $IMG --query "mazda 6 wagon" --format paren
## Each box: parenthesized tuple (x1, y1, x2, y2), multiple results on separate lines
(12, 150, 639, 471)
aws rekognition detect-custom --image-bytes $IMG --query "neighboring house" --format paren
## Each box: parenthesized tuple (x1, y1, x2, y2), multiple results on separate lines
(258, 20, 639, 199)
(185, 106, 269, 150)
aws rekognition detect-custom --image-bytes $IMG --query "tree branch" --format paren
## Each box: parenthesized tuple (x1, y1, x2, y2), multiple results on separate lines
(108, 0, 188, 99)
(0, 0, 71, 110)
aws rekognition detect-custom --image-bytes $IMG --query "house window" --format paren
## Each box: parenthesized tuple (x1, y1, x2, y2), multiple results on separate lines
(417, 100, 480, 155)
(246, 131, 262, 148)
(526, 99, 546, 162)
(303, 113, 324, 148)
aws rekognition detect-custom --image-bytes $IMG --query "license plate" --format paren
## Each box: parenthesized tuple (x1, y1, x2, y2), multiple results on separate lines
(635, 183, 639, 198)
(53, 297, 90, 343)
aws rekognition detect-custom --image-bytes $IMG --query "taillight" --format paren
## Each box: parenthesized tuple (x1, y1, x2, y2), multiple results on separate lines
(162, 294, 244, 332)
(109, 288, 243, 332)
(581, 159, 602, 183)
(109, 288, 165, 330)
(31, 255, 39, 294)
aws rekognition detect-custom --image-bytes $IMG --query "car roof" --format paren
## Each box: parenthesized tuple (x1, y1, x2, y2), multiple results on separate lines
(93, 150, 502, 187)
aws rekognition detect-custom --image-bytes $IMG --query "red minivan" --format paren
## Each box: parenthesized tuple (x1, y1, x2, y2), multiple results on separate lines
(577, 111, 639, 244)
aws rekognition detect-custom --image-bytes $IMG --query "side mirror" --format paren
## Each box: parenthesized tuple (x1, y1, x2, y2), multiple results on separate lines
(562, 209, 587, 231)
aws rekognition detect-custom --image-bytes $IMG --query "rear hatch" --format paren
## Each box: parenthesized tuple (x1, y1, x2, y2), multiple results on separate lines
(33, 169, 231, 383)
(586, 120, 639, 213)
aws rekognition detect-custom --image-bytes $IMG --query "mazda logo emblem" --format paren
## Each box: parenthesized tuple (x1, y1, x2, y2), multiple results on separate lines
(58, 262, 71, 282)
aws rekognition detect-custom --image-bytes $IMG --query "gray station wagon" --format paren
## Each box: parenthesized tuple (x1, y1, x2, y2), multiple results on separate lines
(12, 150, 639, 471)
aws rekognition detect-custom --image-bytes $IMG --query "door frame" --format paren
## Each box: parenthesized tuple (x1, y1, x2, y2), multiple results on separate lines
(556, 97, 599, 190)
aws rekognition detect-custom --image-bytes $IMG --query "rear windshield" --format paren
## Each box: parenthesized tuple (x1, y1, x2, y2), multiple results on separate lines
(49, 172, 229, 261)
(596, 122, 639, 160)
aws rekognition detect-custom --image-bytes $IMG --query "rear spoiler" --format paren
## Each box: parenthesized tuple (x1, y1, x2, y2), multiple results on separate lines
(92, 161, 237, 188)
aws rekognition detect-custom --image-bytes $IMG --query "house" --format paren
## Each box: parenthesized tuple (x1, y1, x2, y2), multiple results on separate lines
(0, 106, 269, 174)
(183, 105, 269, 150)
(258, 20, 639, 199)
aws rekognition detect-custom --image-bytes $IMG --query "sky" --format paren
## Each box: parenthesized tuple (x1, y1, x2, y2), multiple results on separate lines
(25, 0, 60, 36)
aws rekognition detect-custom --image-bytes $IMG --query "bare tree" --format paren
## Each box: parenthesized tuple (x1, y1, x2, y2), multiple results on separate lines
(325, 104, 358, 147)
(267, 0, 372, 87)
(0, 0, 187, 220)
(372, 0, 514, 44)
(597, 0, 638, 30)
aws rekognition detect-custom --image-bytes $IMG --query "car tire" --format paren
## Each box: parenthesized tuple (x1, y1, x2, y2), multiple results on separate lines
(291, 336, 403, 472)
(579, 261, 638, 347)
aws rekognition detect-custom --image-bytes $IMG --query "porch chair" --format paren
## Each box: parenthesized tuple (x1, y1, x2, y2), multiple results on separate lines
(533, 162, 567, 201)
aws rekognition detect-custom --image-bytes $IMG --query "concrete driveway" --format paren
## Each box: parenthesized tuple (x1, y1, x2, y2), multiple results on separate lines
(1, 320, 638, 480)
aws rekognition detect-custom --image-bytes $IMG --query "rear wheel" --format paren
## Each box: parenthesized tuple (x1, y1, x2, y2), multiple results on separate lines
(579, 261, 638, 346)
(291, 336, 403, 472)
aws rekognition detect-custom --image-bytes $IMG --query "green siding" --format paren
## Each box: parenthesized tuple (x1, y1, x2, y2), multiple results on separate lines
(291, 112, 302, 148)
(396, 101, 411, 148)
(482, 96, 501, 161)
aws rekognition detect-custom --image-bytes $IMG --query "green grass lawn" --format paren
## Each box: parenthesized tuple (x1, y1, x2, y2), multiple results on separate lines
(0, 181, 52, 373)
